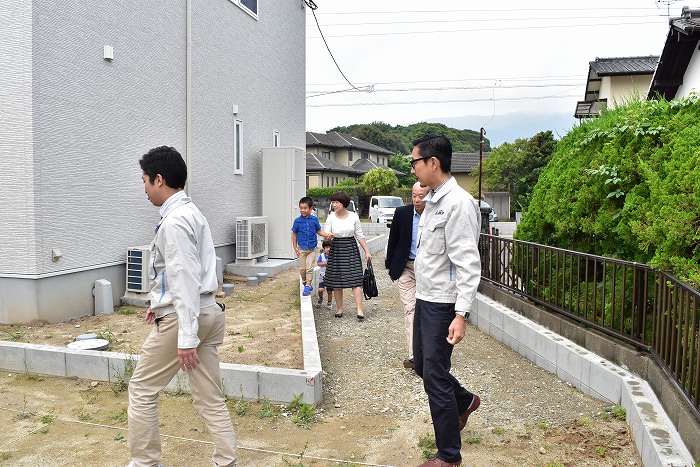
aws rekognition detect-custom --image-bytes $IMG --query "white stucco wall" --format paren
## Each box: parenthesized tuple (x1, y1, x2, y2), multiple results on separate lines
(675, 48, 700, 98)
(601, 75, 653, 109)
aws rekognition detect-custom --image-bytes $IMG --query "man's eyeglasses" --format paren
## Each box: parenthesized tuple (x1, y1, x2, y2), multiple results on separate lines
(410, 155, 434, 168)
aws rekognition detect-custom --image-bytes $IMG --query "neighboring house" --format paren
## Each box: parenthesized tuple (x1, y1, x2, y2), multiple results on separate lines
(451, 152, 490, 194)
(0, 1, 306, 323)
(574, 56, 659, 118)
(305, 152, 365, 189)
(306, 131, 398, 188)
(648, 7, 700, 100)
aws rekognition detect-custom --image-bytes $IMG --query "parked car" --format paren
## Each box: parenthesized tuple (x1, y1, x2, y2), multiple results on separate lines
(478, 200, 498, 223)
(329, 200, 357, 214)
(368, 195, 403, 223)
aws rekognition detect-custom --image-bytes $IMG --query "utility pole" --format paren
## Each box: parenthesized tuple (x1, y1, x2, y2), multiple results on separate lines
(478, 127, 485, 202)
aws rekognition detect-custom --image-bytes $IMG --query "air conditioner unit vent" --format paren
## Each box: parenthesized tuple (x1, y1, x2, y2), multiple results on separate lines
(126, 246, 152, 293)
(236, 216, 269, 260)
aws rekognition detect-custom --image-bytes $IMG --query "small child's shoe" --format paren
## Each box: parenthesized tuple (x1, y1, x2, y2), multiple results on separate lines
(326, 302, 332, 309)
(303, 285, 313, 296)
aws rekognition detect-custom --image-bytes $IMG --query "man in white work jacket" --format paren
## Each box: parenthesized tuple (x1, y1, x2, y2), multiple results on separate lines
(410, 134, 482, 467)
(127, 146, 237, 467)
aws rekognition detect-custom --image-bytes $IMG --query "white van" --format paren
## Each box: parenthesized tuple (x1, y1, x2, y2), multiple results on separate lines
(369, 196, 403, 223)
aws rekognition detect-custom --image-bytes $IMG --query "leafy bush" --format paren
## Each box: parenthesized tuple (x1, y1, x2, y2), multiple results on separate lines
(517, 95, 700, 288)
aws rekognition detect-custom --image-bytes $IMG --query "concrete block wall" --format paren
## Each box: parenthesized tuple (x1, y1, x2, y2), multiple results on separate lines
(474, 293, 694, 466)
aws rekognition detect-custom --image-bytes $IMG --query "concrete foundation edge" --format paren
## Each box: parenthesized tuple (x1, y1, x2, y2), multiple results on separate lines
(474, 292, 695, 466)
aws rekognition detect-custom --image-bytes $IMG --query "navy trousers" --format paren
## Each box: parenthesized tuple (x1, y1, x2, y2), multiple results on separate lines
(414, 299, 475, 463)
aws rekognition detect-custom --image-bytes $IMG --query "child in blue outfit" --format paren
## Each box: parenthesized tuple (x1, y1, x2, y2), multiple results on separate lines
(317, 240, 333, 308)
(291, 197, 332, 296)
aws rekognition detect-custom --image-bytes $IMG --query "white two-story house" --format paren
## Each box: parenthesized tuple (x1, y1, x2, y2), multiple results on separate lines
(0, 0, 306, 323)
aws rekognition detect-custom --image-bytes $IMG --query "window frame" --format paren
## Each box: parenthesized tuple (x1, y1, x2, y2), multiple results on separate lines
(230, 0, 257, 19)
(233, 118, 243, 174)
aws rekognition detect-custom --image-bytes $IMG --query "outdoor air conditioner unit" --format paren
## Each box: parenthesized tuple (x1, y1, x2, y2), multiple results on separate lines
(236, 216, 269, 261)
(125, 245, 152, 293)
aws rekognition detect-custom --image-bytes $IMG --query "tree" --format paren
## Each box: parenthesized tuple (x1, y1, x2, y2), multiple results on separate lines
(516, 96, 700, 288)
(472, 130, 556, 217)
(359, 168, 399, 195)
(388, 154, 416, 187)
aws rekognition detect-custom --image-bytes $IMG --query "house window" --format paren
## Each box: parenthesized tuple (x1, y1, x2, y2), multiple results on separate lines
(233, 119, 242, 174)
(230, 0, 257, 18)
(306, 176, 309, 189)
(273, 130, 280, 147)
(361, 152, 369, 159)
(322, 151, 330, 159)
(348, 150, 353, 162)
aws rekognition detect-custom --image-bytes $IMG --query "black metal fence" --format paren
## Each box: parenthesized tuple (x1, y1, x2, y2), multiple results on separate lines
(479, 233, 700, 417)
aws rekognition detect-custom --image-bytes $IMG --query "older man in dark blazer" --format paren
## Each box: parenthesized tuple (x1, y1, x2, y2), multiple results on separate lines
(385, 181, 430, 369)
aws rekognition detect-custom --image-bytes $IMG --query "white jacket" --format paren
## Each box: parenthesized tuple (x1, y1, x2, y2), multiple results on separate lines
(415, 177, 481, 314)
(149, 191, 218, 348)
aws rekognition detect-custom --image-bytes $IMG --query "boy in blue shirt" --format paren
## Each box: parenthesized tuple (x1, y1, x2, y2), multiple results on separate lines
(291, 197, 332, 296)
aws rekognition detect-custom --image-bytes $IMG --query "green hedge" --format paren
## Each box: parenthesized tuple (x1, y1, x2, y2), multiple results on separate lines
(516, 95, 700, 287)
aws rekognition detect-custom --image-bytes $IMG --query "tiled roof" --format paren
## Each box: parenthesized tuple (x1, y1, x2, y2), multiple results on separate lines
(589, 56, 659, 76)
(306, 152, 364, 175)
(351, 158, 403, 176)
(649, 7, 700, 100)
(306, 131, 393, 155)
(451, 152, 489, 173)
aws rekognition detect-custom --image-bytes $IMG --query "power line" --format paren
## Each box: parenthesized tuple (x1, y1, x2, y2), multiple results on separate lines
(313, 7, 662, 15)
(308, 14, 666, 28)
(307, 95, 581, 107)
(307, 74, 584, 86)
(306, 83, 581, 98)
(306, 20, 664, 38)
(303, 0, 372, 93)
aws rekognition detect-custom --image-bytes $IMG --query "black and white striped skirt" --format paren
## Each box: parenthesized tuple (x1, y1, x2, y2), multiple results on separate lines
(325, 236, 363, 289)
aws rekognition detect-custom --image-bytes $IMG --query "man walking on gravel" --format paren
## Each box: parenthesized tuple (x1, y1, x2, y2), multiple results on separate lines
(127, 146, 237, 467)
(410, 134, 482, 467)
(385, 181, 429, 370)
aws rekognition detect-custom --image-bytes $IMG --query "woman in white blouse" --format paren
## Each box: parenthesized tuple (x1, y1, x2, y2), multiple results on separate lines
(324, 191, 372, 320)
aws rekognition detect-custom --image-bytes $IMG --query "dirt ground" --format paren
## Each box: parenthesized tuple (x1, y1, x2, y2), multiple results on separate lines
(0, 254, 641, 466)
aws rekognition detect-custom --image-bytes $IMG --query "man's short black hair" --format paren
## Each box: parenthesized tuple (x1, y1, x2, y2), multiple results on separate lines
(412, 134, 452, 173)
(299, 196, 314, 208)
(139, 146, 187, 189)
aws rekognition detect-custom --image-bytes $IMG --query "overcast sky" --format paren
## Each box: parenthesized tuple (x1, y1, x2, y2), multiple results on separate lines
(305, 0, 680, 143)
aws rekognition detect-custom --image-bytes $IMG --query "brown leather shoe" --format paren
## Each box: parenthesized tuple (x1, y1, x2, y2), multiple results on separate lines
(418, 456, 461, 466)
(459, 394, 480, 431)
(403, 358, 414, 369)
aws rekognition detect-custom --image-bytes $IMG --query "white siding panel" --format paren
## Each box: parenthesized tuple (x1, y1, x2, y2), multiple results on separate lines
(32, 1, 187, 274)
(189, 0, 306, 246)
(0, 1, 37, 275)
(676, 48, 700, 98)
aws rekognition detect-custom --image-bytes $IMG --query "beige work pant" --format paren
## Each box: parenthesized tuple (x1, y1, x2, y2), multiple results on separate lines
(127, 304, 237, 467)
(299, 247, 318, 283)
(398, 261, 416, 359)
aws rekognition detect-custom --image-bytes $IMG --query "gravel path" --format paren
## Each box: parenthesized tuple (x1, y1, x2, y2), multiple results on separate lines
(311, 251, 640, 465)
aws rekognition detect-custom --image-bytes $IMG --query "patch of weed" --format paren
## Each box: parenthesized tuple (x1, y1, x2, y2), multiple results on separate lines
(237, 345, 244, 353)
(466, 436, 482, 445)
(257, 399, 278, 419)
(114, 433, 125, 442)
(111, 354, 136, 395)
(114, 307, 136, 315)
(108, 408, 128, 424)
(579, 416, 591, 427)
(417, 433, 436, 460)
(43, 334, 53, 339)
(286, 394, 316, 428)
(245, 330, 255, 339)
(596, 446, 606, 457)
(492, 427, 505, 435)
(0, 452, 12, 461)
(611, 404, 626, 420)
(537, 421, 549, 430)
(227, 398, 250, 416)
(40, 412, 54, 424)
